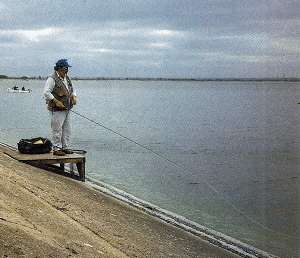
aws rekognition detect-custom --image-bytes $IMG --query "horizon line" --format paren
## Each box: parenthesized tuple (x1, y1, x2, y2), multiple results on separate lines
(1, 75, 300, 82)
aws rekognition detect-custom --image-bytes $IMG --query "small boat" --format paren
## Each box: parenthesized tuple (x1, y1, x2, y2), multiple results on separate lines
(7, 87, 31, 93)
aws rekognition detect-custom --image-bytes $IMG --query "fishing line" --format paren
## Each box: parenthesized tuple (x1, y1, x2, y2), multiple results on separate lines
(70, 109, 297, 240)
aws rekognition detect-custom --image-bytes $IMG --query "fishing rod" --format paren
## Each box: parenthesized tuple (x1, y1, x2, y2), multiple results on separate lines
(69, 108, 297, 240)
(69, 109, 178, 166)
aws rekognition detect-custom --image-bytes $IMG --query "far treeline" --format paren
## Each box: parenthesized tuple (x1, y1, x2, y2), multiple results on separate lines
(1, 74, 300, 82)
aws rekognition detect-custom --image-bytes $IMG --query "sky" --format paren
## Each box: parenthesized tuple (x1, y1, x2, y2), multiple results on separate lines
(1, 0, 299, 79)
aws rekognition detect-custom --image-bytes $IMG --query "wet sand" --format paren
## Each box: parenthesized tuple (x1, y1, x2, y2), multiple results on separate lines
(0, 146, 241, 258)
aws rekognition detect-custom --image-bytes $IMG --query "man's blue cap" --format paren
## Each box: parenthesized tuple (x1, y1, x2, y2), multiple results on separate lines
(56, 59, 71, 68)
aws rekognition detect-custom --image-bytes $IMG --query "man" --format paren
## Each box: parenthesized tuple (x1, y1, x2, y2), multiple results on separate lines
(44, 59, 77, 156)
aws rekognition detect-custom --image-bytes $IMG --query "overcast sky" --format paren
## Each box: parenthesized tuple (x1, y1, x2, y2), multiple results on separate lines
(1, 0, 299, 79)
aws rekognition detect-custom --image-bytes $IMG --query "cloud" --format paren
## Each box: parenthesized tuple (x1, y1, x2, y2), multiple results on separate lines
(0, 0, 299, 78)
(19, 28, 55, 41)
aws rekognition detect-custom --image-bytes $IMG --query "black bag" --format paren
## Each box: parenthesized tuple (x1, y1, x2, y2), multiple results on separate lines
(18, 137, 52, 154)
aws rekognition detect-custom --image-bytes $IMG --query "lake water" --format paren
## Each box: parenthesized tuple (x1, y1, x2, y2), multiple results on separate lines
(1, 79, 300, 257)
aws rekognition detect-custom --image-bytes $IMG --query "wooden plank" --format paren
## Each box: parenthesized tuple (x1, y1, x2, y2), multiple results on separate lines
(4, 148, 83, 162)
(3, 148, 86, 182)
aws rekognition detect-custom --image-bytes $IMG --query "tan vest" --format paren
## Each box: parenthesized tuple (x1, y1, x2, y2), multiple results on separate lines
(47, 72, 74, 111)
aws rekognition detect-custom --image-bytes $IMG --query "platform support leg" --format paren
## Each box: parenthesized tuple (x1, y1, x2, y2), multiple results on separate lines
(76, 161, 85, 181)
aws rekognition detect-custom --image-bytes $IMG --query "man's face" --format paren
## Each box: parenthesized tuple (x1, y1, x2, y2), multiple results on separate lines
(58, 67, 68, 77)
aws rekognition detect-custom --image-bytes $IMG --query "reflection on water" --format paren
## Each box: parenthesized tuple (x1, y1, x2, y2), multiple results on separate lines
(1, 79, 299, 257)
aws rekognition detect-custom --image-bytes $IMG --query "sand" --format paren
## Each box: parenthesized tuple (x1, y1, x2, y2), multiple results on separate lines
(0, 146, 240, 258)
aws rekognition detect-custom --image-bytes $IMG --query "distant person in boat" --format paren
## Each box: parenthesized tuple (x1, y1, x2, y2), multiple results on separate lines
(44, 59, 77, 156)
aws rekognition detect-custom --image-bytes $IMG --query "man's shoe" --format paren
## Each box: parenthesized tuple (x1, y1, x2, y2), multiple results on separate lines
(63, 149, 74, 154)
(53, 150, 66, 156)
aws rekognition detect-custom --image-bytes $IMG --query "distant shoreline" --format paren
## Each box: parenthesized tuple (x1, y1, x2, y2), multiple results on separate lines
(1, 75, 299, 82)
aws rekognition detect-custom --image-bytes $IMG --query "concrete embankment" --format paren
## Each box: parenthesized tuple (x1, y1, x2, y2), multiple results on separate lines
(0, 145, 275, 257)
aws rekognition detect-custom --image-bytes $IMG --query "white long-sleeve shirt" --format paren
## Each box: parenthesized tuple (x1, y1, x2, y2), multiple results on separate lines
(44, 71, 76, 101)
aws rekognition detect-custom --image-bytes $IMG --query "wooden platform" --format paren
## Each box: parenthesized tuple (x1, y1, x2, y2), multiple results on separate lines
(3, 148, 85, 182)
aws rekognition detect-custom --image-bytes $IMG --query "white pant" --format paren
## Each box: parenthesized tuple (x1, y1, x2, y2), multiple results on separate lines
(49, 110, 71, 151)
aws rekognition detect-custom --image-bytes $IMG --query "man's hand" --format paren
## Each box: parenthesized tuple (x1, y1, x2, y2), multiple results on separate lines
(53, 98, 65, 109)
(71, 96, 77, 105)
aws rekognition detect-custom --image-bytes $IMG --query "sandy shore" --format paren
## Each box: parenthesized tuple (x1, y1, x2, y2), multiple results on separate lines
(0, 146, 242, 258)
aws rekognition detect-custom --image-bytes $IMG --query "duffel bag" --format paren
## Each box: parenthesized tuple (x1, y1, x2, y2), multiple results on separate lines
(18, 137, 52, 154)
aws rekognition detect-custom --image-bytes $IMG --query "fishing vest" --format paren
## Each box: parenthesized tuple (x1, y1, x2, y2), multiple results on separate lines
(47, 71, 74, 111)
